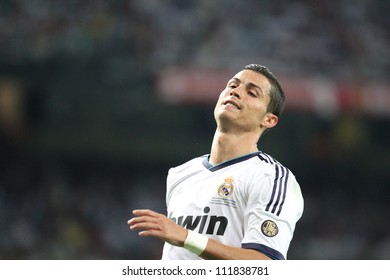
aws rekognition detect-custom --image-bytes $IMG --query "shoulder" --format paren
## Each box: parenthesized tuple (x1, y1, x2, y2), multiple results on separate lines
(256, 152, 296, 179)
(257, 152, 303, 218)
(166, 155, 208, 187)
(168, 155, 207, 174)
(165, 155, 207, 205)
(257, 151, 287, 168)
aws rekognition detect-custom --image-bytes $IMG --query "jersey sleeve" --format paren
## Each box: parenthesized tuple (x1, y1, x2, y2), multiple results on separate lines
(241, 167, 304, 260)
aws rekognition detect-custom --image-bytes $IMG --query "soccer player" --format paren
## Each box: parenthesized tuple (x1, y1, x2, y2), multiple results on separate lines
(127, 64, 304, 260)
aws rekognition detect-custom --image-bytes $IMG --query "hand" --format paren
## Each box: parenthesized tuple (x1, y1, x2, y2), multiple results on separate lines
(127, 209, 188, 247)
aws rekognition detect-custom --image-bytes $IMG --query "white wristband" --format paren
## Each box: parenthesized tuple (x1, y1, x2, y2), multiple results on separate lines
(183, 230, 209, 256)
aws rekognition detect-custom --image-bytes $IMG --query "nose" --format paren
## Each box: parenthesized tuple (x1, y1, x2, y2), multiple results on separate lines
(230, 89, 241, 99)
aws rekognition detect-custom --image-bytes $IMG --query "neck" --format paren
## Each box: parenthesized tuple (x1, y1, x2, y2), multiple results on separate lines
(209, 129, 261, 165)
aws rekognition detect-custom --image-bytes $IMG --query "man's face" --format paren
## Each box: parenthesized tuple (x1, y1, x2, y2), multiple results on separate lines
(214, 69, 277, 133)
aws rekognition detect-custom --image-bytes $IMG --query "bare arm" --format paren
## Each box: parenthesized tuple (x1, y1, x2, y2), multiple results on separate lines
(127, 209, 270, 260)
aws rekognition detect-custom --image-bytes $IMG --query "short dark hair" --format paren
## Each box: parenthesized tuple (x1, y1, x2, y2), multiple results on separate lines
(244, 64, 285, 117)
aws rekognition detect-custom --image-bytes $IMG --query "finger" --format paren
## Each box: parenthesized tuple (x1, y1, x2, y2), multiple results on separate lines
(138, 230, 162, 238)
(129, 221, 161, 231)
(127, 215, 157, 226)
(132, 209, 159, 217)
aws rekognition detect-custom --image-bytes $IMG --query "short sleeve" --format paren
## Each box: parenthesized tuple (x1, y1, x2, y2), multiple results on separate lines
(241, 167, 304, 259)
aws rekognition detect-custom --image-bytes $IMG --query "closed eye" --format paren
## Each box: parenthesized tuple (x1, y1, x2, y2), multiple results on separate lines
(248, 91, 257, 97)
(227, 78, 240, 89)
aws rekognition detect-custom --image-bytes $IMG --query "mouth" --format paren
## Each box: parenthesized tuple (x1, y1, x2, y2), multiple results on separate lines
(223, 100, 241, 110)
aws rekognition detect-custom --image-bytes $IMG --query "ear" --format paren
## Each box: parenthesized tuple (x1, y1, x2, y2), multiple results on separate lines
(260, 113, 278, 129)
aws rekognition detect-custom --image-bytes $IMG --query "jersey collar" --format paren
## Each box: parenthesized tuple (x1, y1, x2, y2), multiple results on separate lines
(202, 151, 261, 172)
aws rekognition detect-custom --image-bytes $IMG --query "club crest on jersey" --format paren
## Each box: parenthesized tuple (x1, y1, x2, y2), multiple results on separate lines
(261, 220, 279, 237)
(218, 176, 234, 198)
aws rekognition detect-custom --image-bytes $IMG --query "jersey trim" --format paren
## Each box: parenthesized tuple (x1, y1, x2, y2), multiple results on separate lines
(242, 243, 285, 260)
(258, 153, 290, 217)
(202, 152, 261, 172)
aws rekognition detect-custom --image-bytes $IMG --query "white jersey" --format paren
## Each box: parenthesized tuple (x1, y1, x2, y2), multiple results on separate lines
(161, 151, 304, 260)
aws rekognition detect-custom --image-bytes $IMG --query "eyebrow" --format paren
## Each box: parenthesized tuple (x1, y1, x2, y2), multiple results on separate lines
(229, 77, 264, 94)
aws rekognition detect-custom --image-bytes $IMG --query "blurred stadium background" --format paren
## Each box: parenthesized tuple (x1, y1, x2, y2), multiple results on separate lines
(0, 0, 389, 259)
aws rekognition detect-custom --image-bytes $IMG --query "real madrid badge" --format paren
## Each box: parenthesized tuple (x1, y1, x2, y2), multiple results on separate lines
(218, 176, 234, 198)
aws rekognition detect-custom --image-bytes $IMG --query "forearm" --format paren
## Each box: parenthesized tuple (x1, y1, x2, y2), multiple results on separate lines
(199, 236, 270, 260)
(182, 228, 270, 260)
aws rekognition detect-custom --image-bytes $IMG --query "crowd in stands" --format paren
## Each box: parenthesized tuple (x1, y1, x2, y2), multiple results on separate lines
(1, 0, 388, 78)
